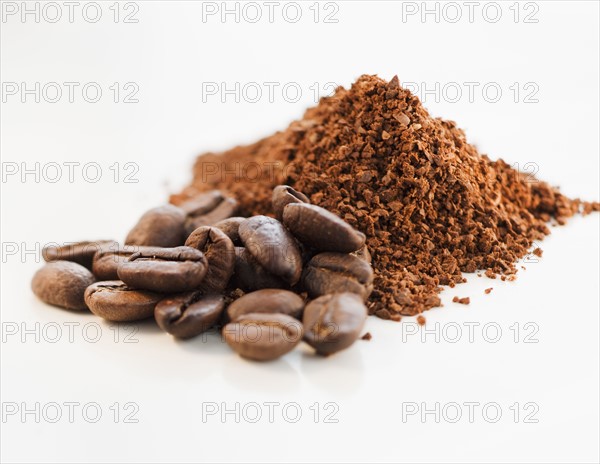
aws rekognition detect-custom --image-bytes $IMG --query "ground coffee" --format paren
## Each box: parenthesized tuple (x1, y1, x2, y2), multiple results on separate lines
(174, 74, 599, 319)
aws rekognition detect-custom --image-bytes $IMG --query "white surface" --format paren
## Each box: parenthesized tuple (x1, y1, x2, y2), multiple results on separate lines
(1, 1, 599, 463)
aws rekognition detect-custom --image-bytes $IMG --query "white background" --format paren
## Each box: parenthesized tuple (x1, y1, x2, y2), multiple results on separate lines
(1, 1, 599, 463)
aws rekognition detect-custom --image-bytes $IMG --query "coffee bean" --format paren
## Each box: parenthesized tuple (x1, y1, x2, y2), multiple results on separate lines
(43, 240, 117, 270)
(180, 191, 239, 236)
(232, 247, 287, 292)
(117, 246, 208, 293)
(125, 205, 186, 247)
(303, 292, 367, 356)
(178, 190, 223, 215)
(272, 185, 309, 221)
(227, 289, 305, 322)
(184, 226, 235, 292)
(352, 244, 372, 264)
(92, 245, 159, 281)
(238, 216, 302, 285)
(213, 217, 246, 246)
(31, 261, 96, 310)
(282, 203, 366, 253)
(155, 292, 225, 339)
(223, 313, 303, 361)
(85, 281, 162, 321)
(302, 252, 374, 301)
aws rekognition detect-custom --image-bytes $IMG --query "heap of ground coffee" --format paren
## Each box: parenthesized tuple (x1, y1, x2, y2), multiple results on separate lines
(173, 75, 599, 319)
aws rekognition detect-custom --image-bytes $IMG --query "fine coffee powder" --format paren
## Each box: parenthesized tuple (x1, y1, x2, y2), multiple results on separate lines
(174, 75, 598, 319)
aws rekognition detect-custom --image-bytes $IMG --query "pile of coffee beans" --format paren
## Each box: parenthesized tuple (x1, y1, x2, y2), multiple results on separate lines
(31, 186, 373, 361)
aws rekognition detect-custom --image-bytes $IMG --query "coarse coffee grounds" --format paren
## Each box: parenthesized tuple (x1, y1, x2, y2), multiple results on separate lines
(173, 75, 599, 319)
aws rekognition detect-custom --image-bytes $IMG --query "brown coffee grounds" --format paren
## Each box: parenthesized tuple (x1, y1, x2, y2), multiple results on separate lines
(361, 332, 372, 341)
(484, 270, 497, 280)
(174, 74, 599, 318)
(484, 288, 493, 295)
(533, 248, 543, 257)
(416, 315, 426, 326)
(452, 296, 471, 305)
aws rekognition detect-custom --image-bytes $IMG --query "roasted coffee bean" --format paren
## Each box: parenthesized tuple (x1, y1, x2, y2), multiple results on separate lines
(223, 313, 303, 361)
(117, 246, 208, 293)
(178, 190, 223, 215)
(184, 226, 235, 292)
(238, 216, 302, 285)
(302, 252, 374, 301)
(213, 217, 246, 245)
(180, 191, 239, 236)
(227, 289, 304, 322)
(232, 247, 287, 292)
(282, 203, 366, 253)
(31, 261, 96, 310)
(155, 292, 225, 339)
(92, 245, 159, 280)
(125, 205, 186, 247)
(43, 240, 117, 270)
(352, 245, 372, 264)
(272, 185, 309, 221)
(85, 280, 162, 321)
(303, 292, 367, 356)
